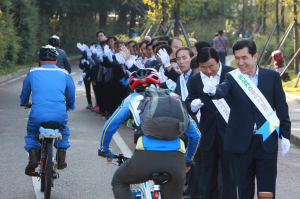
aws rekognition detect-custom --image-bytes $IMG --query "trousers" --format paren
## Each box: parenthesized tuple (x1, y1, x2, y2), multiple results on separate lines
(112, 150, 186, 199)
(24, 109, 70, 151)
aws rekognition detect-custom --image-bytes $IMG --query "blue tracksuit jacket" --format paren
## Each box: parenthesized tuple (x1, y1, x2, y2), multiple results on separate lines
(99, 92, 201, 161)
(20, 64, 75, 151)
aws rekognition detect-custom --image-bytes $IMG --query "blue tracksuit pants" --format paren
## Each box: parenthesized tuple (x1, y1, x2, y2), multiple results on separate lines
(24, 110, 70, 151)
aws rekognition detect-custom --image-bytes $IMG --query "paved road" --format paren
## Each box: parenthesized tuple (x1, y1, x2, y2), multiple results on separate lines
(0, 61, 300, 198)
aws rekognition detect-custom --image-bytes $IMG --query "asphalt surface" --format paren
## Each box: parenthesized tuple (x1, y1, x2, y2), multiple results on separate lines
(0, 61, 300, 198)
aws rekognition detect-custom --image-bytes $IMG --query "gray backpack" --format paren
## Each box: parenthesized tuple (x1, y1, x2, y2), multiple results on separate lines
(138, 87, 190, 140)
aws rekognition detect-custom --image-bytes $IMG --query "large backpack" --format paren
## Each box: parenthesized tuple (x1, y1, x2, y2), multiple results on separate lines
(137, 87, 190, 140)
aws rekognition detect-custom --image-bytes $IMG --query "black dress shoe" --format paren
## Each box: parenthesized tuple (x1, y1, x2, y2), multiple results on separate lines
(183, 188, 189, 196)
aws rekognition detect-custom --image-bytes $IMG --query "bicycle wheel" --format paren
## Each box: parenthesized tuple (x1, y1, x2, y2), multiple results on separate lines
(40, 145, 46, 192)
(44, 140, 53, 199)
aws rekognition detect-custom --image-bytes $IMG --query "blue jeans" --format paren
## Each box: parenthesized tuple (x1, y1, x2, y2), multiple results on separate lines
(218, 52, 226, 65)
(24, 109, 71, 151)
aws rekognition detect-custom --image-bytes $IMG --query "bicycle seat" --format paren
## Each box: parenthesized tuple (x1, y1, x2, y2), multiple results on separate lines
(41, 121, 60, 130)
(150, 173, 172, 185)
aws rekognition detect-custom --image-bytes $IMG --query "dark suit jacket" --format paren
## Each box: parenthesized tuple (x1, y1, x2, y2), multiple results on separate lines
(185, 65, 235, 151)
(102, 56, 126, 87)
(213, 65, 291, 154)
(174, 70, 194, 98)
(165, 67, 181, 82)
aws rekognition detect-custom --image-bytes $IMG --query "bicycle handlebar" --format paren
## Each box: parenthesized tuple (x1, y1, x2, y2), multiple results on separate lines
(20, 103, 32, 109)
(113, 153, 129, 166)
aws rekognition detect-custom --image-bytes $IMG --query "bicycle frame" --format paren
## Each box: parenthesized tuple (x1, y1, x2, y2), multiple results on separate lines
(111, 154, 162, 199)
(38, 129, 61, 199)
(134, 181, 152, 199)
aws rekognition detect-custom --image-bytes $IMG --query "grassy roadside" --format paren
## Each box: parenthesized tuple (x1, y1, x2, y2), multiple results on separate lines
(0, 53, 79, 77)
(0, 63, 39, 76)
(230, 60, 300, 96)
(281, 71, 300, 96)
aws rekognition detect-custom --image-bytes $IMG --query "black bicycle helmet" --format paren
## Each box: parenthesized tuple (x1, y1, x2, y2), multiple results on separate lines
(38, 45, 59, 61)
(49, 35, 60, 47)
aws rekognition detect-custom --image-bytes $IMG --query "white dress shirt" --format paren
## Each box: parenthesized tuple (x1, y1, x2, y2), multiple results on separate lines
(200, 62, 223, 85)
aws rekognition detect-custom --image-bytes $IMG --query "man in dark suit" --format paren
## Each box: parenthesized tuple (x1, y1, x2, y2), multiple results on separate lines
(185, 47, 236, 199)
(203, 39, 291, 199)
(158, 47, 195, 97)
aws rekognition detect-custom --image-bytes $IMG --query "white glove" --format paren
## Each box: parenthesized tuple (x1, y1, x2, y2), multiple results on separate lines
(191, 99, 204, 112)
(157, 48, 171, 68)
(81, 59, 86, 65)
(82, 44, 89, 52)
(135, 60, 144, 69)
(96, 45, 103, 52)
(108, 51, 113, 63)
(90, 45, 97, 54)
(82, 73, 86, 79)
(86, 49, 92, 58)
(203, 76, 216, 95)
(76, 43, 84, 52)
(115, 53, 125, 64)
(281, 136, 290, 156)
(130, 55, 137, 61)
(96, 47, 103, 58)
(103, 45, 110, 56)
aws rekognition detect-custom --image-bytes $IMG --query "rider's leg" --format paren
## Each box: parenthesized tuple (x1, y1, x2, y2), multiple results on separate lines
(111, 150, 185, 199)
(25, 148, 40, 175)
(159, 152, 186, 199)
(54, 112, 70, 169)
(24, 111, 41, 152)
(112, 150, 167, 199)
(24, 111, 41, 175)
(56, 112, 70, 150)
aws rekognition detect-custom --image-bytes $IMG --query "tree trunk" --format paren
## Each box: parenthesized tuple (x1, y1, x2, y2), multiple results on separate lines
(222, 2, 225, 30)
(256, 4, 260, 26)
(162, 1, 168, 34)
(263, 0, 266, 35)
(99, 10, 107, 29)
(281, 0, 285, 29)
(242, 0, 245, 37)
(276, 0, 279, 44)
(116, 8, 127, 34)
(259, 4, 262, 27)
(174, 2, 180, 37)
(129, 10, 137, 36)
(294, 0, 299, 74)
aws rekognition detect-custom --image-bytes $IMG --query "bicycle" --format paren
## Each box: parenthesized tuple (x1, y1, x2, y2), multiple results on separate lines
(111, 153, 172, 199)
(22, 104, 62, 199)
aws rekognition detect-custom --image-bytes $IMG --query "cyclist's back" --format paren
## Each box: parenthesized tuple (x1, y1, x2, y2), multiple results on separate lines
(98, 68, 201, 199)
(20, 45, 75, 175)
(25, 65, 74, 112)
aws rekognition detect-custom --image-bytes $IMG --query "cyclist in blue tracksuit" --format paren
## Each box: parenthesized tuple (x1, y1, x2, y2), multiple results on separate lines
(98, 68, 201, 199)
(20, 45, 75, 175)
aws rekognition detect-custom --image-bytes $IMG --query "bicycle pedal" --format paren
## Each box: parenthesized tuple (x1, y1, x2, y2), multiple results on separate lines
(53, 172, 59, 179)
(29, 172, 39, 177)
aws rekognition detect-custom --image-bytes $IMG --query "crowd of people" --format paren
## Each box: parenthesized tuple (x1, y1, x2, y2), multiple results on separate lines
(20, 26, 291, 199)
(75, 29, 291, 199)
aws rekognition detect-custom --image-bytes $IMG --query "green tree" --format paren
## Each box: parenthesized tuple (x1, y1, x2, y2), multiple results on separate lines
(12, 0, 40, 64)
(0, 0, 20, 69)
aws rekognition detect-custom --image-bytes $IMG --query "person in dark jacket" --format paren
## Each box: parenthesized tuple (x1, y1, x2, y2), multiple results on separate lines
(186, 47, 237, 199)
(49, 35, 71, 74)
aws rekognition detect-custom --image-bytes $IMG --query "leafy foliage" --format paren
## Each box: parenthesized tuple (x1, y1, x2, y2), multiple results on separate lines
(0, 0, 299, 75)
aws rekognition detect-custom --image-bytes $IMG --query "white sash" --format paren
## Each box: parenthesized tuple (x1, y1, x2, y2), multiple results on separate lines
(166, 79, 176, 91)
(158, 66, 168, 83)
(201, 73, 231, 123)
(180, 75, 188, 101)
(212, 99, 230, 123)
(230, 69, 279, 141)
